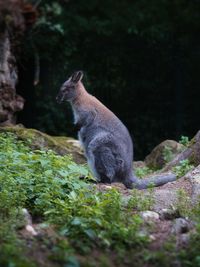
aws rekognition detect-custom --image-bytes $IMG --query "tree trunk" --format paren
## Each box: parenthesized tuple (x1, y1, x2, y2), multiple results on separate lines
(0, 30, 24, 126)
(0, 0, 30, 126)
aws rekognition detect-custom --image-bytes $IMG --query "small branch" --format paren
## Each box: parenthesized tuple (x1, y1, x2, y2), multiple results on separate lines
(33, 47, 40, 86)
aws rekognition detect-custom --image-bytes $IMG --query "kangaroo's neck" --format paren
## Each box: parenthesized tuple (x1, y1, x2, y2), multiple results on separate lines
(71, 82, 90, 108)
(70, 82, 116, 126)
(70, 82, 93, 125)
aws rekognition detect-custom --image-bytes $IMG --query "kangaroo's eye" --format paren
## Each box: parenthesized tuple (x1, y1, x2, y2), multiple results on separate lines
(63, 86, 74, 92)
(62, 87, 68, 92)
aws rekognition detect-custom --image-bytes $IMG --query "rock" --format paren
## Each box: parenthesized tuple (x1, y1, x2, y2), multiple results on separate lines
(153, 189, 179, 211)
(21, 208, 32, 225)
(25, 225, 38, 236)
(151, 174, 193, 212)
(171, 218, 194, 234)
(145, 140, 185, 169)
(133, 161, 146, 169)
(138, 230, 148, 238)
(17, 208, 38, 236)
(159, 208, 180, 220)
(149, 234, 156, 241)
(179, 233, 190, 246)
(140, 211, 159, 221)
(164, 130, 200, 171)
(186, 165, 200, 203)
(0, 125, 85, 163)
(16, 208, 32, 229)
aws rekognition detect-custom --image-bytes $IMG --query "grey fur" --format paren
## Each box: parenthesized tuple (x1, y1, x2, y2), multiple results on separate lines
(56, 71, 177, 189)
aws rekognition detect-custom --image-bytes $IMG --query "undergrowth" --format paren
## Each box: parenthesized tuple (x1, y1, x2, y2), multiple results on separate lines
(135, 166, 153, 178)
(179, 136, 190, 147)
(172, 159, 194, 177)
(1, 132, 200, 267)
(0, 132, 147, 267)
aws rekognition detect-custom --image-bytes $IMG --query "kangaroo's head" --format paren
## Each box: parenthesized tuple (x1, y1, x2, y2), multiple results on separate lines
(56, 71, 83, 103)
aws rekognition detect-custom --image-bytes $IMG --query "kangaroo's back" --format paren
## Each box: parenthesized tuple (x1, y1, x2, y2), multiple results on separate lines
(74, 91, 132, 140)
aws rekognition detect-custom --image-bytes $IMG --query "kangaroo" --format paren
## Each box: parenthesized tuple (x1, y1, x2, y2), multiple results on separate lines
(56, 71, 176, 189)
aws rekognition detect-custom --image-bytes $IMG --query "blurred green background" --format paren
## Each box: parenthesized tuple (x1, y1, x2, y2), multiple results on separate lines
(16, 0, 200, 159)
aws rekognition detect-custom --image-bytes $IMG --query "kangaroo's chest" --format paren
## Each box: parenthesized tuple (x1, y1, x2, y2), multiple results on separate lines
(78, 126, 91, 147)
(78, 130, 85, 150)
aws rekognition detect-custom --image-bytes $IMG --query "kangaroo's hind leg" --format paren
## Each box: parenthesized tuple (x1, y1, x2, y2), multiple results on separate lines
(91, 146, 118, 183)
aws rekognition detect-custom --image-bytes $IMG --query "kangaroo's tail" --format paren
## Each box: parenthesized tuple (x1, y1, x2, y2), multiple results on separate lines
(125, 172, 177, 189)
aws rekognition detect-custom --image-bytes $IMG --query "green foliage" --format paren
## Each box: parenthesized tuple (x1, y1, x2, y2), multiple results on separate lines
(0, 132, 148, 265)
(135, 166, 153, 178)
(145, 199, 200, 267)
(0, 207, 34, 267)
(50, 188, 145, 251)
(175, 197, 200, 267)
(175, 189, 200, 220)
(34, 1, 64, 44)
(163, 145, 174, 163)
(172, 159, 194, 177)
(174, 189, 192, 217)
(1, 132, 200, 266)
(135, 193, 200, 267)
(178, 227, 200, 267)
(179, 136, 190, 147)
(128, 189, 154, 211)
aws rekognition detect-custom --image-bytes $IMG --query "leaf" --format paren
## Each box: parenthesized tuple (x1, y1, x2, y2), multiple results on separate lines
(58, 170, 69, 177)
(44, 209, 56, 215)
(39, 159, 49, 167)
(84, 229, 96, 240)
(68, 164, 88, 176)
(69, 191, 77, 200)
(64, 256, 80, 267)
(44, 169, 53, 176)
(60, 228, 69, 236)
(71, 217, 82, 226)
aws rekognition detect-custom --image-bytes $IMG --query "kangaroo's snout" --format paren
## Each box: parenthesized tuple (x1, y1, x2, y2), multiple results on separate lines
(56, 91, 64, 103)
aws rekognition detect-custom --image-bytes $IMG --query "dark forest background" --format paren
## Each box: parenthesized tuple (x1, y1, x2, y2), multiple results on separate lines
(2, 0, 200, 159)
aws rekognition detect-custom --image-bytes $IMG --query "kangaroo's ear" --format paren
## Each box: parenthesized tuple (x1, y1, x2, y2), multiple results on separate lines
(71, 71, 83, 83)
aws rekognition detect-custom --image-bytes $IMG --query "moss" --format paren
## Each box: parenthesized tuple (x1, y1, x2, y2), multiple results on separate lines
(0, 125, 85, 163)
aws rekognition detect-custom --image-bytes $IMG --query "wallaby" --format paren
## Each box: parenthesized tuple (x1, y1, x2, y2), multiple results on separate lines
(56, 71, 176, 189)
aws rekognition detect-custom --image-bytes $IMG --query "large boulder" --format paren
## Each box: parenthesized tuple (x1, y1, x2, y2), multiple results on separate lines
(0, 125, 85, 163)
(145, 140, 185, 169)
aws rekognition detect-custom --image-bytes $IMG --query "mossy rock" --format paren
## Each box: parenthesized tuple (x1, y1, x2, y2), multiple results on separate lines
(0, 125, 85, 163)
(163, 130, 200, 171)
(145, 140, 185, 169)
(188, 130, 200, 165)
(133, 161, 146, 169)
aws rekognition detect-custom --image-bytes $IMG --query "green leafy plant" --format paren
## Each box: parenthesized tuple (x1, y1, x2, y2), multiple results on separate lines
(127, 189, 154, 211)
(179, 136, 190, 147)
(0, 132, 148, 266)
(174, 189, 192, 217)
(2, 131, 200, 267)
(163, 145, 174, 163)
(172, 159, 194, 177)
(135, 166, 153, 178)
